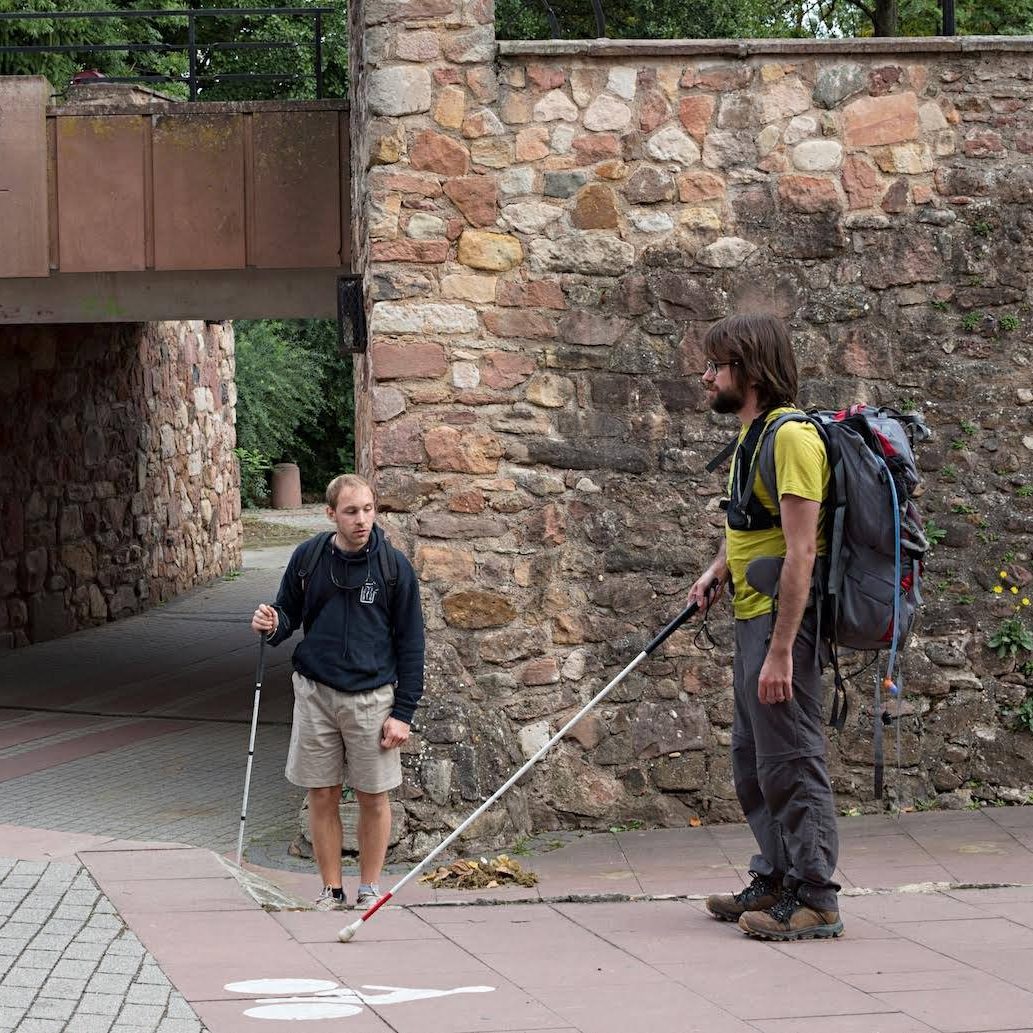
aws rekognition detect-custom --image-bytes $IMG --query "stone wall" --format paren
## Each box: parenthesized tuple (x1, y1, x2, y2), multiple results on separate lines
(351, 7, 1033, 855)
(0, 321, 241, 646)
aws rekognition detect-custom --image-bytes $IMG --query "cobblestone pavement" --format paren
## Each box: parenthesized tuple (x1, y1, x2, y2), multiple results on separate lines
(0, 858, 205, 1033)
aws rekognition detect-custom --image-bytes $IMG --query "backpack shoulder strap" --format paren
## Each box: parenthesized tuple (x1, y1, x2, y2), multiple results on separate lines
(297, 531, 333, 590)
(745, 411, 812, 514)
(377, 534, 400, 609)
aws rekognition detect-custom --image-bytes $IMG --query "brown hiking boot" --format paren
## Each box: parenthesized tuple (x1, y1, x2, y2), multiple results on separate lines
(705, 871, 781, 922)
(738, 891, 844, 941)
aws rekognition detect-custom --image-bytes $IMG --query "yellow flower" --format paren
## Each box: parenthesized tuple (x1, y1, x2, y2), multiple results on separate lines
(1000, 570, 1009, 579)
(1011, 586, 1019, 594)
(993, 585, 1004, 594)
(1023, 598, 1030, 606)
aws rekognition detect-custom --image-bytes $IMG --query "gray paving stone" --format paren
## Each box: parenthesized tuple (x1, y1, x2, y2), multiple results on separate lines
(0, 983, 35, 1007)
(86, 972, 133, 995)
(76, 993, 125, 1017)
(105, 936, 143, 957)
(51, 958, 98, 980)
(3, 965, 47, 989)
(65, 1014, 115, 1033)
(12, 908, 53, 926)
(62, 942, 107, 962)
(117, 1003, 166, 1026)
(18, 1018, 65, 1033)
(30, 995, 77, 1021)
(3, 875, 41, 889)
(157, 1019, 203, 1033)
(12, 862, 47, 876)
(164, 998, 197, 1020)
(126, 982, 170, 1006)
(40, 975, 89, 1000)
(136, 965, 170, 987)
(42, 918, 86, 937)
(98, 954, 140, 975)
(13, 949, 59, 970)
(30, 933, 76, 952)
(54, 905, 95, 922)
(0, 1004, 26, 1028)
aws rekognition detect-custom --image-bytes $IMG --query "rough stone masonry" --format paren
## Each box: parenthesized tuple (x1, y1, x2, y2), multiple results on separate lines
(347, 1, 1033, 858)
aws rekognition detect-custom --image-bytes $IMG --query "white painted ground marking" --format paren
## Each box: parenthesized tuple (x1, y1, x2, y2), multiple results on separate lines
(226, 978, 495, 1021)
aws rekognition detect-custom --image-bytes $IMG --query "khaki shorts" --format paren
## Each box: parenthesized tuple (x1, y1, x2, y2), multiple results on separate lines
(285, 674, 402, 793)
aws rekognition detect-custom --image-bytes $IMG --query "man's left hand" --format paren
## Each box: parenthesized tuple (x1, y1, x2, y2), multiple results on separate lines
(758, 648, 794, 705)
(381, 717, 410, 749)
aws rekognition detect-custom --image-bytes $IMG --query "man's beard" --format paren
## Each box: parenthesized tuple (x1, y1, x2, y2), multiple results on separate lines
(710, 385, 744, 414)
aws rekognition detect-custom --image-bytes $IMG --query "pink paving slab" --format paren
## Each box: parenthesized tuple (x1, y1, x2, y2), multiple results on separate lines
(272, 907, 443, 944)
(753, 1012, 938, 1033)
(528, 981, 759, 1033)
(659, 955, 898, 1022)
(95, 876, 258, 914)
(0, 823, 111, 861)
(123, 910, 340, 1001)
(82, 846, 230, 882)
(874, 981, 1033, 1033)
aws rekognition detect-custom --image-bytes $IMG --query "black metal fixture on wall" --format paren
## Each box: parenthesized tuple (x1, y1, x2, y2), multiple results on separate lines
(337, 277, 367, 356)
(942, 0, 956, 35)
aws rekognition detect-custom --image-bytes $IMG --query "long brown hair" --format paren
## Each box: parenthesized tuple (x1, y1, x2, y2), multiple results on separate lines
(703, 313, 798, 411)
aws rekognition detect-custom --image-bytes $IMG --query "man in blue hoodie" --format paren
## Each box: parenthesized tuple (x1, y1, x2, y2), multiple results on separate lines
(251, 474, 425, 911)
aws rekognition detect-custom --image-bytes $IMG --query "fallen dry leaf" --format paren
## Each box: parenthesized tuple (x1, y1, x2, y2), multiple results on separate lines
(418, 853, 538, 889)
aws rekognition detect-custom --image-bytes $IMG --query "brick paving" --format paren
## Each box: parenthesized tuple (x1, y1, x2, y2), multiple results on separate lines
(0, 857, 205, 1033)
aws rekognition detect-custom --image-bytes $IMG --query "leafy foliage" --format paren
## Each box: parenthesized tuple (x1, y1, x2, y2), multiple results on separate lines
(987, 617, 1033, 659)
(0, 0, 346, 101)
(233, 320, 354, 506)
(496, 0, 781, 40)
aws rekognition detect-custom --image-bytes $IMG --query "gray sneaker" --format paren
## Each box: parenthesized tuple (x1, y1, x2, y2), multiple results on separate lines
(355, 885, 380, 910)
(314, 886, 348, 912)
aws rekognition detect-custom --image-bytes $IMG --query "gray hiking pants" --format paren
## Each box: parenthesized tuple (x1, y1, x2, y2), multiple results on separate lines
(731, 610, 841, 912)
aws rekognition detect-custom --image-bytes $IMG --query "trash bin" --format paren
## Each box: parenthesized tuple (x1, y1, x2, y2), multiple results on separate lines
(270, 462, 302, 509)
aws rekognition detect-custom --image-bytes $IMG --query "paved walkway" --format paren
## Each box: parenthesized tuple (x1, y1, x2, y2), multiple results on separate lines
(2, 809, 1033, 1033)
(1, 527, 1032, 1031)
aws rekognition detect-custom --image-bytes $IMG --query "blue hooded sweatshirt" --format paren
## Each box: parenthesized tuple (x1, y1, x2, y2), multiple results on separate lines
(267, 525, 425, 724)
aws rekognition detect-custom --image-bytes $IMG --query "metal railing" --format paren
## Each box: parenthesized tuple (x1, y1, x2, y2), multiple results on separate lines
(537, 0, 607, 38)
(0, 7, 334, 101)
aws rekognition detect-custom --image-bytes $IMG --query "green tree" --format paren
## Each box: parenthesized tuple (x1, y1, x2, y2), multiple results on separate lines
(0, 0, 187, 91)
(780, 0, 1033, 36)
(496, 0, 782, 39)
(0, 0, 346, 101)
(234, 319, 353, 505)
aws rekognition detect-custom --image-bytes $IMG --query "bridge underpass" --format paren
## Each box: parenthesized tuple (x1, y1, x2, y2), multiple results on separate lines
(0, 76, 357, 868)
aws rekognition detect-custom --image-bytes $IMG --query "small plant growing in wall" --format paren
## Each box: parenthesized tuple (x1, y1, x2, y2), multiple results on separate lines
(999, 313, 1020, 332)
(961, 311, 983, 332)
(1017, 485, 1033, 499)
(924, 518, 947, 547)
(940, 464, 958, 482)
(1015, 694, 1033, 734)
(972, 220, 994, 238)
(987, 570, 1033, 659)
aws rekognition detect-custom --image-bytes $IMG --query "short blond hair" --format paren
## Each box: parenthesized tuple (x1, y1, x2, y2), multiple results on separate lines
(325, 473, 374, 509)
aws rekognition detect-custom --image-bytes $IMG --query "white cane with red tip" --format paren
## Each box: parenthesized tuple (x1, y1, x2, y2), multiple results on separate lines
(339, 590, 713, 942)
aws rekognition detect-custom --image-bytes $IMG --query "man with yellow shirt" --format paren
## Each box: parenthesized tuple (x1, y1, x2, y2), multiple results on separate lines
(688, 313, 843, 941)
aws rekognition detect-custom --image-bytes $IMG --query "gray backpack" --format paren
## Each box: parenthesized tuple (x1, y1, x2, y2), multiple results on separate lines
(736, 405, 931, 797)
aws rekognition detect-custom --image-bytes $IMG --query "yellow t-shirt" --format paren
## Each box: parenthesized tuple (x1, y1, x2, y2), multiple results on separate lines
(725, 407, 829, 620)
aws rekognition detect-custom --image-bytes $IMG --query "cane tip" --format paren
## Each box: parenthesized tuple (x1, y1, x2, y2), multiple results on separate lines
(338, 920, 361, 943)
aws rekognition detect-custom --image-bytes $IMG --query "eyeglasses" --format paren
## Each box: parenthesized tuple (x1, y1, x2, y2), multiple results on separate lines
(703, 359, 736, 377)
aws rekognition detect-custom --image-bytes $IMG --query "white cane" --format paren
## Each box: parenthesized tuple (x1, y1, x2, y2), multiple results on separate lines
(236, 631, 266, 866)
